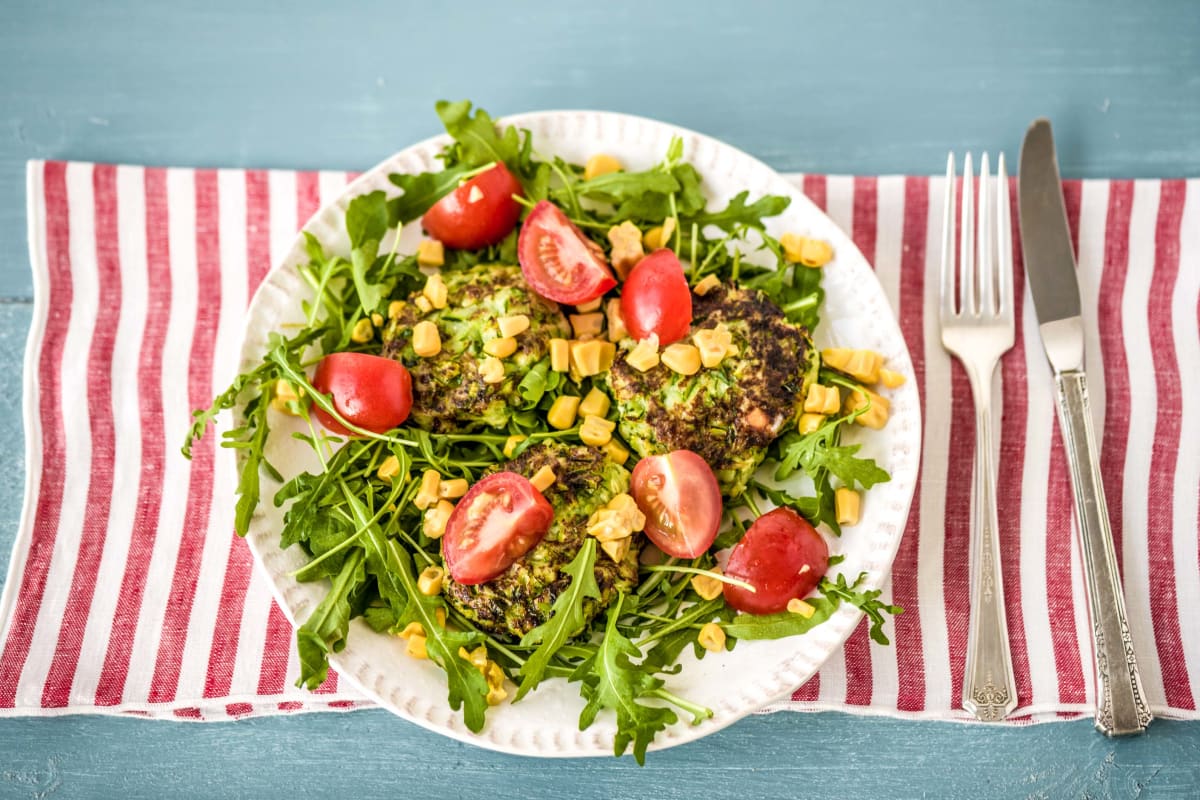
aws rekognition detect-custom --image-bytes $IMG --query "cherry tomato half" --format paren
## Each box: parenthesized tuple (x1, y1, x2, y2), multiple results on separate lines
(620, 249, 693, 345)
(422, 163, 524, 250)
(517, 200, 617, 304)
(311, 352, 413, 436)
(722, 507, 828, 615)
(442, 472, 555, 585)
(630, 450, 722, 558)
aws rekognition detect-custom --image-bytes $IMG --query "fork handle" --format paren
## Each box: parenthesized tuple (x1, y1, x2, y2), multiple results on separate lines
(962, 366, 1019, 721)
(1054, 370, 1152, 736)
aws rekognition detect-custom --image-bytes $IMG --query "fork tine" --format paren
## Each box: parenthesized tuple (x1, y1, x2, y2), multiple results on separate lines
(997, 152, 1014, 319)
(960, 153, 976, 316)
(941, 153, 957, 319)
(978, 153, 995, 317)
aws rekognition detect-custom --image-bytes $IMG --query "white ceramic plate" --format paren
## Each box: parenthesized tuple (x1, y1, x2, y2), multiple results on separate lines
(238, 110, 921, 757)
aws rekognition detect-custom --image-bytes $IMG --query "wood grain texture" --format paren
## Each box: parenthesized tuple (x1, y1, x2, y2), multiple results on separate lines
(1, 2, 1199, 796)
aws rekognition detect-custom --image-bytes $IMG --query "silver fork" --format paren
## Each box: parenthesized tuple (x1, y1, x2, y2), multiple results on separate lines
(940, 152, 1019, 721)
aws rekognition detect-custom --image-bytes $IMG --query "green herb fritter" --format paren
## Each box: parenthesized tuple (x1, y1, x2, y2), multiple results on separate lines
(381, 264, 570, 431)
(604, 282, 816, 496)
(442, 442, 639, 640)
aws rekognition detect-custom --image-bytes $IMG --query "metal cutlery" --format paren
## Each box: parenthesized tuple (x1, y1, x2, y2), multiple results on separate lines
(940, 152, 1019, 721)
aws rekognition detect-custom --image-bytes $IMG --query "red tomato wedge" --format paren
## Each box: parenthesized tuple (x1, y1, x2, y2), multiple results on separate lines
(422, 163, 524, 250)
(630, 450, 722, 558)
(311, 352, 413, 436)
(517, 200, 617, 304)
(442, 472, 555, 585)
(620, 248, 693, 345)
(722, 507, 828, 615)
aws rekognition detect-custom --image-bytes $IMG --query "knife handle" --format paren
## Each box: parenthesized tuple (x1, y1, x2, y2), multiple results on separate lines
(1054, 370, 1153, 736)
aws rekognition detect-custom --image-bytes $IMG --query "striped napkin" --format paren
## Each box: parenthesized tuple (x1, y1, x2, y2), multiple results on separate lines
(3, 160, 1197, 724)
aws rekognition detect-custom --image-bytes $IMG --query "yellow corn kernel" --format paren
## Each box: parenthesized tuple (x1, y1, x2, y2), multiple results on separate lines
(787, 598, 816, 618)
(606, 491, 639, 514)
(412, 320, 442, 358)
(601, 537, 630, 563)
(459, 645, 489, 670)
(844, 387, 890, 429)
(399, 621, 425, 639)
(693, 274, 721, 296)
(823, 347, 883, 384)
(483, 336, 518, 359)
(879, 367, 906, 388)
(605, 298, 629, 343)
(387, 300, 406, 319)
(417, 239, 445, 268)
(414, 295, 433, 314)
(349, 317, 374, 343)
(580, 414, 616, 447)
(529, 465, 557, 492)
(570, 312, 605, 340)
(497, 314, 530, 338)
(575, 297, 603, 313)
(584, 153, 622, 181)
(607, 221, 645, 279)
(570, 340, 616, 377)
(423, 273, 448, 309)
(625, 335, 660, 371)
(547, 395, 581, 430)
(698, 622, 726, 653)
(377, 455, 403, 482)
(417, 565, 446, 596)
(693, 327, 734, 369)
(835, 487, 861, 526)
(371, 312, 384, 328)
(406, 634, 429, 659)
(485, 660, 505, 689)
(804, 384, 842, 415)
(479, 356, 506, 384)
(690, 569, 724, 601)
(661, 343, 701, 376)
(549, 338, 570, 372)
(414, 470, 441, 510)
(436, 607, 446, 627)
(423, 499, 455, 539)
(602, 438, 630, 465)
(271, 379, 304, 415)
(781, 233, 834, 267)
(503, 435, 526, 458)
(439, 478, 469, 499)
(643, 217, 677, 250)
(780, 233, 807, 263)
(798, 412, 826, 435)
(486, 684, 508, 706)
(578, 387, 611, 420)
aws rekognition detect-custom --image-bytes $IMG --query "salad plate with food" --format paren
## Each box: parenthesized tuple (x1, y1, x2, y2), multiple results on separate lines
(185, 102, 920, 761)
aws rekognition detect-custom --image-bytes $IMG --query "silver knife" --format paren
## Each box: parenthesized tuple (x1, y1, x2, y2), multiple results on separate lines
(1018, 119, 1153, 736)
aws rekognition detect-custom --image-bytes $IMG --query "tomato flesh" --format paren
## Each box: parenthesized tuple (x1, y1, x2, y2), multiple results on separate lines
(517, 200, 617, 304)
(722, 507, 828, 615)
(630, 450, 722, 558)
(442, 472, 555, 585)
(311, 352, 413, 436)
(620, 249, 693, 345)
(422, 163, 524, 250)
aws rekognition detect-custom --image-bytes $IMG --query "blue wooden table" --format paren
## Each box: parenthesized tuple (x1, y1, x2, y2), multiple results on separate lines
(2, 2, 1198, 797)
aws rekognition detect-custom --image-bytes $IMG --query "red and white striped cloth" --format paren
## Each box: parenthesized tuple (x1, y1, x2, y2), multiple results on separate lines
(3, 161, 1198, 724)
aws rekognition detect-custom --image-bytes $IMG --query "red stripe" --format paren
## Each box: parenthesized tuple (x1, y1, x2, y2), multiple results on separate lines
(278, 700, 304, 711)
(40, 165, 124, 707)
(1043, 183, 1086, 705)
(802, 175, 827, 212)
(891, 176, 929, 711)
(95, 168, 173, 705)
(1146, 180, 1194, 710)
(202, 173, 272, 701)
(791, 674, 819, 702)
(226, 702, 253, 716)
(841, 176, 878, 707)
(0, 162, 74, 707)
(1098, 182, 1135, 570)
(995, 177, 1033, 707)
(297, 171, 321, 227)
(256, 604, 292, 695)
(147, 170, 222, 703)
(174, 707, 201, 719)
(314, 669, 340, 694)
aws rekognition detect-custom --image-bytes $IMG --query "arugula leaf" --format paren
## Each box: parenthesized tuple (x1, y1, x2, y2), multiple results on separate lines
(721, 595, 838, 640)
(436, 100, 521, 173)
(776, 417, 890, 491)
(344, 191, 389, 313)
(686, 191, 789, 233)
(573, 594, 679, 765)
(516, 538, 600, 700)
(819, 572, 903, 645)
(387, 164, 477, 224)
(295, 548, 366, 690)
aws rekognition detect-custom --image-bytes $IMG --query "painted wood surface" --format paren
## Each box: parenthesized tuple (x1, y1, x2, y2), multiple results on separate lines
(0, 2, 1198, 797)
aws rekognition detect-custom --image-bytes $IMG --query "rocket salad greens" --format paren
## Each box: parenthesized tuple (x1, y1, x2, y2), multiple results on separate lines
(184, 101, 902, 763)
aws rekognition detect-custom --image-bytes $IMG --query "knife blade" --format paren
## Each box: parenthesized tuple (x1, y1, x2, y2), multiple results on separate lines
(1018, 118, 1152, 737)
